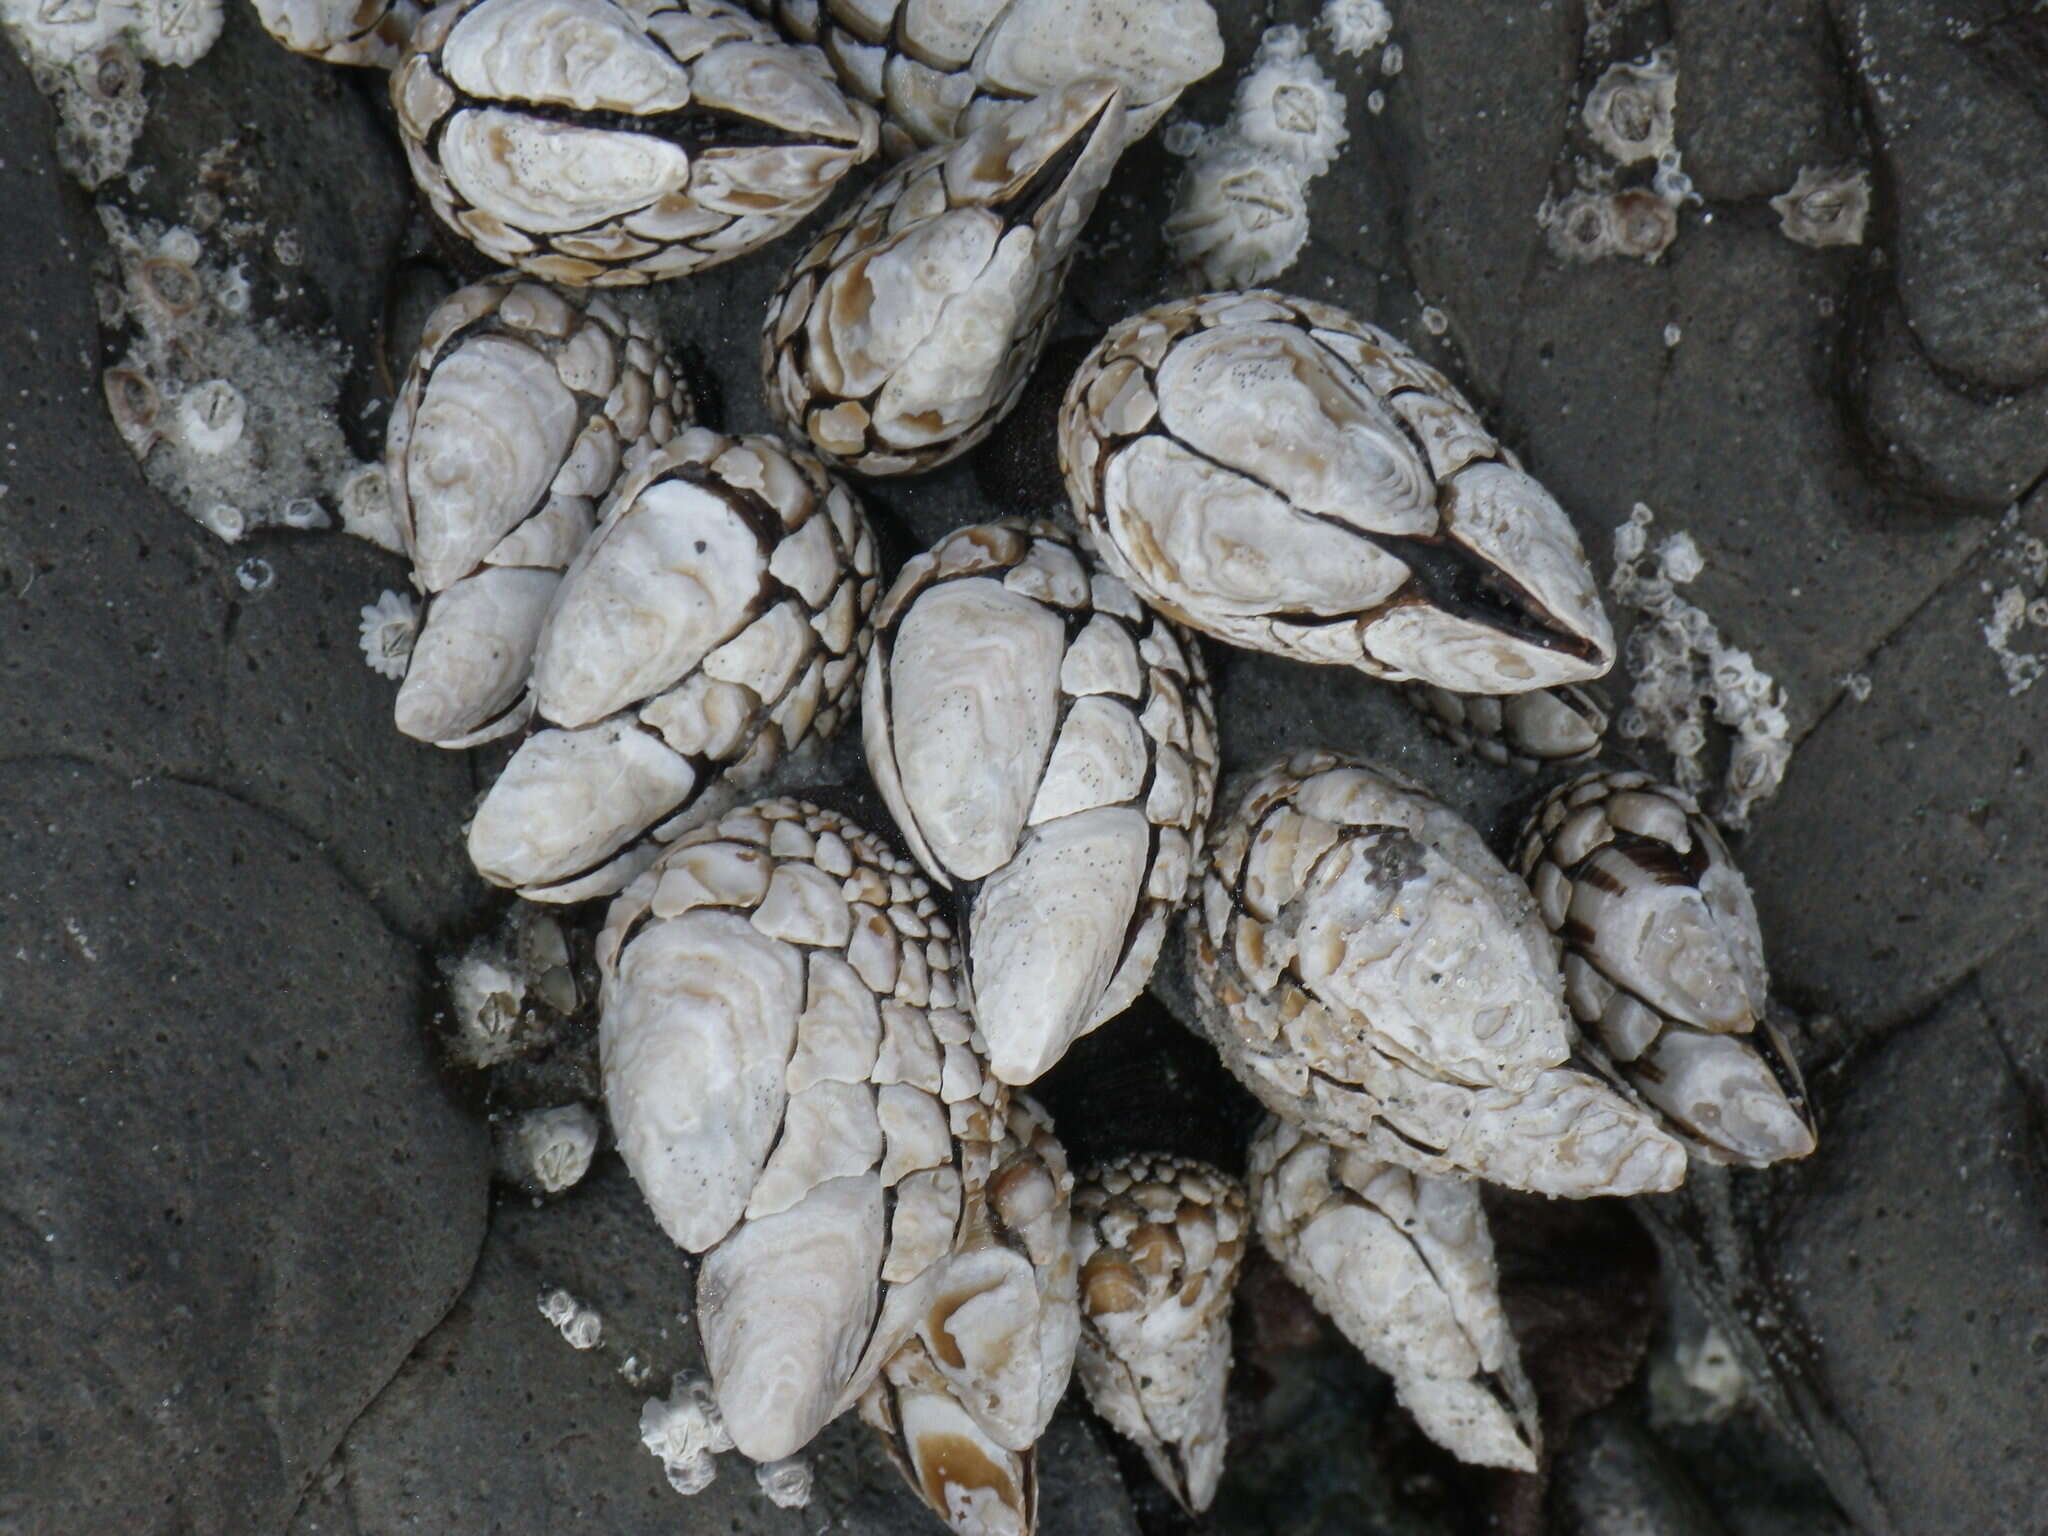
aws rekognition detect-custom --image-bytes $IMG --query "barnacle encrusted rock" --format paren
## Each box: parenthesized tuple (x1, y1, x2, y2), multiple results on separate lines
(860, 1097, 1079, 1536)
(745, 0, 1223, 156)
(251, 0, 420, 66)
(1069, 1154, 1246, 1513)
(391, 0, 881, 285)
(385, 275, 692, 748)
(764, 78, 1127, 476)
(864, 520, 1218, 1085)
(467, 428, 878, 902)
(597, 798, 1005, 1461)
(1515, 769, 1817, 1167)
(1059, 291, 1616, 694)
(1400, 681, 1609, 772)
(1189, 750, 1687, 1197)
(1248, 1117, 1541, 1471)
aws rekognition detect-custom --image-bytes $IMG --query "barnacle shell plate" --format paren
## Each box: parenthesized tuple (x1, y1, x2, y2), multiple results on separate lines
(393, 0, 880, 284)
(1516, 769, 1816, 1167)
(1060, 291, 1616, 694)
(467, 428, 877, 901)
(864, 521, 1217, 1085)
(598, 799, 1003, 1461)
(1250, 1118, 1540, 1470)
(1191, 750, 1686, 1198)
(764, 78, 1127, 475)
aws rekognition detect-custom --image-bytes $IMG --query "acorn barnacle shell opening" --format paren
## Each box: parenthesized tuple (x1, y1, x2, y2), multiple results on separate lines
(1056, 289, 1617, 694)
(391, 0, 882, 286)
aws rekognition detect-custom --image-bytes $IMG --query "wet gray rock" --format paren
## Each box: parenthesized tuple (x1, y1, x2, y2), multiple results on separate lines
(1675, 0, 1857, 203)
(1744, 486, 2048, 1033)
(1552, 1409, 1730, 1536)
(0, 38, 481, 942)
(294, 1158, 1138, 1536)
(0, 757, 488, 1534)
(1855, 292, 2048, 511)
(1833, 0, 2048, 390)
(1765, 988, 2048, 1535)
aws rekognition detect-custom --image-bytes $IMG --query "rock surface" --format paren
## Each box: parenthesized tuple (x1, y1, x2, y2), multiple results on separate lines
(290, 1158, 1138, 1536)
(5, 0, 2048, 1529)
(0, 758, 488, 1532)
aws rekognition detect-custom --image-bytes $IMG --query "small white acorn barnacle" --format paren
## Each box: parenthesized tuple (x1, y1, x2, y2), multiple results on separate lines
(1229, 29, 1348, 179)
(384, 275, 693, 749)
(1059, 291, 1617, 694)
(763, 79, 1129, 477)
(859, 1096, 1079, 1536)
(465, 428, 879, 903)
(1513, 768, 1818, 1167)
(747, 0, 1223, 156)
(596, 798, 1006, 1462)
(1581, 50, 1677, 166)
(1769, 164, 1871, 249)
(1068, 1153, 1247, 1514)
(1247, 1117, 1542, 1472)
(1162, 139, 1311, 290)
(390, 0, 881, 286)
(1188, 750, 1688, 1198)
(250, 0, 421, 67)
(1399, 681, 1609, 772)
(863, 519, 1219, 1086)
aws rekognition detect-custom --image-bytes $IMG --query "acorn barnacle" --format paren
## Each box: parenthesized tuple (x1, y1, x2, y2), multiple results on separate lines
(863, 519, 1218, 1086)
(384, 275, 693, 748)
(251, 0, 421, 67)
(595, 797, 1005, 1461)
(1058, 290, 1616, 694)
(1068, 1153, 1247, 1514)
(1248, 1117, 1541, 1471)
(390, 0, 882, 285)
(1514, 768, 1818, 1167)
(1189, 750, 1687, 1198)
(764, 78, 1128, 476)
(746, 0, 1224, 156)
(466, 427, 878, 902)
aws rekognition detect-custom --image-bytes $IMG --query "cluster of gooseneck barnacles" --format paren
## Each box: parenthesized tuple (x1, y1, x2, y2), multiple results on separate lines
(243, 2, 1818, 1529)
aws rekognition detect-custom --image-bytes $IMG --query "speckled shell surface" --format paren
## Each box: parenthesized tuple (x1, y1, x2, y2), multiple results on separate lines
(384, 275, 691, 748)
(860, 1096, 1079, 1536)
(863, 519, 1218, 1085)
(1059, 290, 1617, 694)
(252, 0, 420, 66)
(596, 798, 1005, 1461)
(1190, 750, 1686, 1198)
(764, 78, 1126, 476)
(746, 0, 1222, 156)
(1400, 681, 1609, 772)
(1249, 1117, 1541, 1472)
(1069, 1153, 1246, 1513)
(1515, 769, 1817, 1168)
(391, 0, 881, 285)
(466, 427, 878, 902)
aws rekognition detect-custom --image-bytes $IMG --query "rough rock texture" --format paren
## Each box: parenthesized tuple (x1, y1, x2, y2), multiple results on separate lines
(0, 759, 488, 1532)
(9, 0, 2048, 1526)
(1761, 990, 2048, 1535)
(290, 1158, 1135, 1535)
